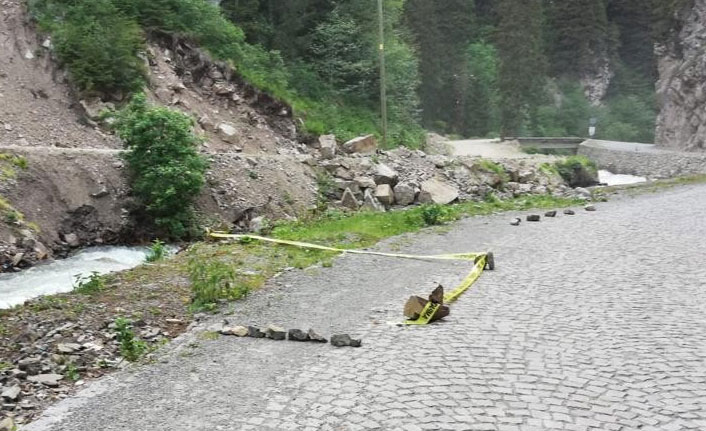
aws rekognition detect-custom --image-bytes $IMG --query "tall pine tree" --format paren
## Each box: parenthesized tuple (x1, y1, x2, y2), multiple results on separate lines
(404, 0, 474, 133)
(496, 0, 546, 136)
(545, 0, 614, 78)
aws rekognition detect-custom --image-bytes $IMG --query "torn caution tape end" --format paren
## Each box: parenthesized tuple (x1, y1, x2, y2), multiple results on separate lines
(207, 231, 493, 326)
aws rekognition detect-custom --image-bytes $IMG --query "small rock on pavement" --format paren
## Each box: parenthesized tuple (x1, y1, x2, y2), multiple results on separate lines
(510, 218, 521, 226)
(27, 374, 64, 387)
(526, 215, 541, 222)
(220, 326, 249, 337)
(288, 329, 309, 342)
(265, 325, 287, 341)
(330, 334, 362, 348)
(0, 417, 15, 431)
(307, 329, 327, 343)
(247, 326, 266, 338)
(544, 210, 557, 218)
(564, 209, 576, 215)
(1, 385, 21, 401)
(585, 205, 597, 212)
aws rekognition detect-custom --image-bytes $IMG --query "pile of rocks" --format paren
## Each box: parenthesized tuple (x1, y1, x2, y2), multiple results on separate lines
(216, 322, 362, 348)
(0, 228, 50, 272)
(309, 134, 582, 212)
(0, 316, 174, 425)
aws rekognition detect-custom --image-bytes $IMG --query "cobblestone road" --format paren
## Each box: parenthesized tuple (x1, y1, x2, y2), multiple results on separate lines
(27, 185, 706, 431)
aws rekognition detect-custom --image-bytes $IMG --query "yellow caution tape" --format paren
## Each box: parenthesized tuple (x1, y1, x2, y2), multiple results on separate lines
(403, 255, 486, 325)
(208, 232, 483, 262)
(208, 231, 491, 325)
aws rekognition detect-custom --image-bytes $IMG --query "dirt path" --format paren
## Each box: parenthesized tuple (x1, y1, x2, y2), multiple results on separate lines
(24, 184, 706, 431)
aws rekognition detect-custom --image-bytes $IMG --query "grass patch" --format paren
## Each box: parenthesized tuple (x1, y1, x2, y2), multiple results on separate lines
(145, 239, 167, 263)
(271, 194, 583, 250)
(73, 272, 106, 295)
(114, 317, 148, 362)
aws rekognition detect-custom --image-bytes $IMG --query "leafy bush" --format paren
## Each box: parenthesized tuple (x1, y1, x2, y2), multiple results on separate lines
(32, 0, 146, 96)
(3, 210, 22, 224)
(419, 204, 453, 226)
(115, 94, 207, 239)
(188, 257, 249, 311)
(73, 272, 105, 295)
(554, 156, 598, 187)
(114, 317, 147, 362)
(145, 239, 167, 262)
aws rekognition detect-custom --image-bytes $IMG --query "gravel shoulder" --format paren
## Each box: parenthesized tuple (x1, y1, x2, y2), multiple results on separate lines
(23, 183, 706, 431)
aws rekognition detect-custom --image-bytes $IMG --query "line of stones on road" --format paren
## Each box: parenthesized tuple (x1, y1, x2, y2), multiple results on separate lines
(214, 323, 361, 348)
(512, 206, 595, 225)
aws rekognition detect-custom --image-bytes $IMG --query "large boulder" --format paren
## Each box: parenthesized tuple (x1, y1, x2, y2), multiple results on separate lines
(419, 180, 459, 205)
(394, 182, 417, 206)
(79, 98, 114, 120)
(342, 135, 377, 154)
(318, 134, 337, 159)
(340, 188, 360, 210)
(362, 189, 385, 212)
(353, 176, 376, 189)
(217, 122, 240, 146)
(373, 163, 399, 186)
(375, 184, 395, 207)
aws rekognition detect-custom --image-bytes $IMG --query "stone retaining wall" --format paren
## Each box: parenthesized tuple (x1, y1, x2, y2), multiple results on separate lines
(578, 139, 706, 178)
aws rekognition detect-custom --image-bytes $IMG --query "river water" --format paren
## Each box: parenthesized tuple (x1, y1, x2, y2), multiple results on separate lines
(0, 246, 150, 309)
(0, 170, 646, 309)
(598, 170, 647, 186)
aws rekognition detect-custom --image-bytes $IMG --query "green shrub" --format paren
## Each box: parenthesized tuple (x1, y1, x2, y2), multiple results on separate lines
(188, 257, 249, 311)
(73, 272, 105, 295)
(554, 156, 598, 187)
(145, 239, 167, 263)
(419, 204, 453, 226)
(3, 210, 22, 224)
(32, 0, 146, 96)
(114, 317, 147, 362)
(115, 94, 207, 239)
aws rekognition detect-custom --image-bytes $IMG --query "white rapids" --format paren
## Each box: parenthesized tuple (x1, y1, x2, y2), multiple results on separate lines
(0, 246, 150, 309)
(598, 170, 647, 186)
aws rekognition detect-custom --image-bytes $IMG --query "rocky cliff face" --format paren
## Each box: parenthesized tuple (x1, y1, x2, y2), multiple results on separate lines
(656, 0, 706, 151)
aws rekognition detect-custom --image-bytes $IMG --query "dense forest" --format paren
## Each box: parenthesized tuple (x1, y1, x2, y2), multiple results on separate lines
(31, 0, 688, 146)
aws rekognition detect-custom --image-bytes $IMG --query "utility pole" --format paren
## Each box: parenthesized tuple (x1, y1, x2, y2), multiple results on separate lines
(377, 0, 388, 147)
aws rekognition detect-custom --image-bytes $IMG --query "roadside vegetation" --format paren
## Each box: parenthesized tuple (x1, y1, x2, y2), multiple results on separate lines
(553, 156, 599, 187)
(28, 0, 677, 147)
(114, 94, 207, 239)
(0, 154, 31, 229)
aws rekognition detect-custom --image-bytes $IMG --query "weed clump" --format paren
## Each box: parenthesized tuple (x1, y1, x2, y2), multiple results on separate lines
(145, 239, 167, 263)
(188, 257, 249, 311)
(114, 317, 147, 362)
(554, 156, 598, 187)
(72, 272, 105, 295)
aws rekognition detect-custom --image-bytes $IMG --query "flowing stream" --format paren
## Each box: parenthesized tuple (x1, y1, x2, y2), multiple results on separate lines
(598, 170, 647, 186)
(0, 246, 151, 309)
